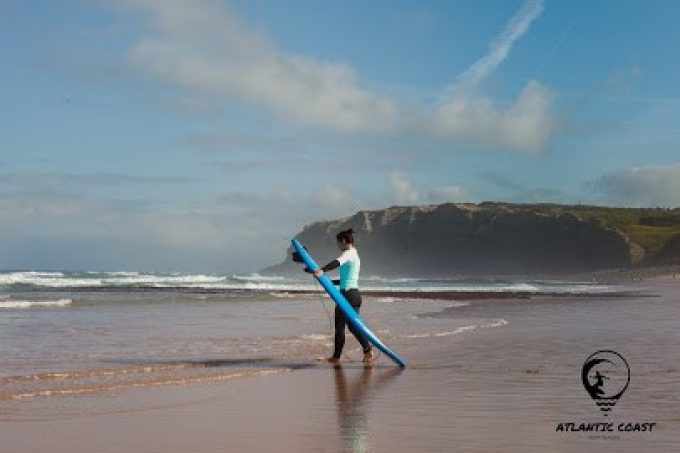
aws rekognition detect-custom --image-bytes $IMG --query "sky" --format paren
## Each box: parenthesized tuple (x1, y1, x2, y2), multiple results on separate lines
(1, 0, 680, 272)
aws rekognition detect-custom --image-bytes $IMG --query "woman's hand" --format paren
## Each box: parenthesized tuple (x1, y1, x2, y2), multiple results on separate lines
(313, 269, 324, 278)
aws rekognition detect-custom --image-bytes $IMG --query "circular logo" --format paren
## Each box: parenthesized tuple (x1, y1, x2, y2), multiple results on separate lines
(581, 350, 630, 416)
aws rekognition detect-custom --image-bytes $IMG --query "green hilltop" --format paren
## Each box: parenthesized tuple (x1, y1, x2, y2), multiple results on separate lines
(477, 203, 680, 265)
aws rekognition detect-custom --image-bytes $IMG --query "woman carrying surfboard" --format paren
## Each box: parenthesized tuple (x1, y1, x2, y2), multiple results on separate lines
(293, 237, 405, 367)
(311, 228, 374, 364)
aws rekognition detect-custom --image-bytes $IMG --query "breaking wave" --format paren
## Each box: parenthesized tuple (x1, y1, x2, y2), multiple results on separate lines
(0, 298, 72, 309)
(0, 271, 624, 295)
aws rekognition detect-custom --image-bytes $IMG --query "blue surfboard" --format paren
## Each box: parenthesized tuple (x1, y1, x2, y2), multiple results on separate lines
(292, 239, 406, 368)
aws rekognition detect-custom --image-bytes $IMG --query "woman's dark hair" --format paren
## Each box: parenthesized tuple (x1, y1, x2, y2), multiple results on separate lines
(336, 228, 355, 244)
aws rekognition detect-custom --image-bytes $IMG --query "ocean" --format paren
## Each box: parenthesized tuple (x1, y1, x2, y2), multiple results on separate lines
(0, 270, 626, 401)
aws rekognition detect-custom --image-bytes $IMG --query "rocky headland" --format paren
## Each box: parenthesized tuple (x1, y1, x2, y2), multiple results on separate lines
(264, 202, 680, 280)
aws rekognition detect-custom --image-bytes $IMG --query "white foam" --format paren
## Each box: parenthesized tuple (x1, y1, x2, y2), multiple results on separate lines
(86, 271, 140, 276)
(232, 273, 286, 282)
(0, 272, 99, 287)
(363, 276, 421, 283)
(225, 281, 315, 291)
(0, 299, 72, 309)
(102, 273, 310, 290)
(404, 325, 477, 339)
(105, 274, 221, 285)
(371, 297, 400, 303)
(0, 271, 620, 294)
(403, 318, 508, 339)
(481, 319, 509, 328)
(269, 292, 298, 298)
(449, 302, 470, 307)
(301, 334, 330, 341)
(0, 271, 229, 288)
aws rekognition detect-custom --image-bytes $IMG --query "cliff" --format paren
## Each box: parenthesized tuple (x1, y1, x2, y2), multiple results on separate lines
(263, 202, 680, 277)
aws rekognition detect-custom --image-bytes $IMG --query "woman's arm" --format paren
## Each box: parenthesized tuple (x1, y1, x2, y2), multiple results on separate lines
(313, 250, 350, 277)
(312, 259, 340, 277)
(321, 260, 340, 272)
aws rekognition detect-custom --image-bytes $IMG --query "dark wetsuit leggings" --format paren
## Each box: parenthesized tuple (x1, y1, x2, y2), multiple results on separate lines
(333, 289, 371, 359)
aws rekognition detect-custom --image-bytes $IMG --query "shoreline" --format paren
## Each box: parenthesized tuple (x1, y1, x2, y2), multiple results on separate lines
(4, 286, 645, 301)
(294, 289, 645, 300)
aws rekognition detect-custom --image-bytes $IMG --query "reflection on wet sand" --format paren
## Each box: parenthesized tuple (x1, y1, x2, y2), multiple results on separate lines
(333, 365, 402, 452)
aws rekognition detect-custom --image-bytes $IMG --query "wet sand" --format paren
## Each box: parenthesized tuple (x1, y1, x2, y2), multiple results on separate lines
(2, 286, 679, 452)
(644, 274, 680, 283)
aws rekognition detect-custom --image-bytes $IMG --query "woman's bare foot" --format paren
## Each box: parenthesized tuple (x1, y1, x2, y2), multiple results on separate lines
(327, 356, 341, 363)
(363, 350, 375, 363)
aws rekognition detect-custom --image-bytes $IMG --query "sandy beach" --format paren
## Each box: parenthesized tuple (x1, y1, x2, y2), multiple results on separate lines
(2, 277, 678, 452)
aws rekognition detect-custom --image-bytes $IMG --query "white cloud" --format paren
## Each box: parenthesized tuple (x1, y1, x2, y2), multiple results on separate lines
(112, 0, 557, 153)
(481, 171, 564, 202)
(314, 184, 356, 212)
(604, 58, 643, 97)
(431, 0, 555, 153)
(587, 164, 680, 207)
(120, 0, 399, 133)
(429, 185, 466, 203)
(447, 0, 544, 94)
(432, 80, 557, 152)
(389, 170, 420, 204)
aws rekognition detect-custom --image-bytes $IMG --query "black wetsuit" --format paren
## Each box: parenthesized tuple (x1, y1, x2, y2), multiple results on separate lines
(333, 288, 371, 358)
(321, 259, 371, 359)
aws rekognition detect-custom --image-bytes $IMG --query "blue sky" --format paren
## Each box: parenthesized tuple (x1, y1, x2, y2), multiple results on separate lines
(1, 0, 679, 272)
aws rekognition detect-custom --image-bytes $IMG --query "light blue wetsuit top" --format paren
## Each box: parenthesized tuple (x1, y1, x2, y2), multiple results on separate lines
(337, 247, 360, 290)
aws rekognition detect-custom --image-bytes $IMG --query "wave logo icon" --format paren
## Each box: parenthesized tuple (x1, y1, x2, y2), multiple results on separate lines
(581, 350, 630, 416)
